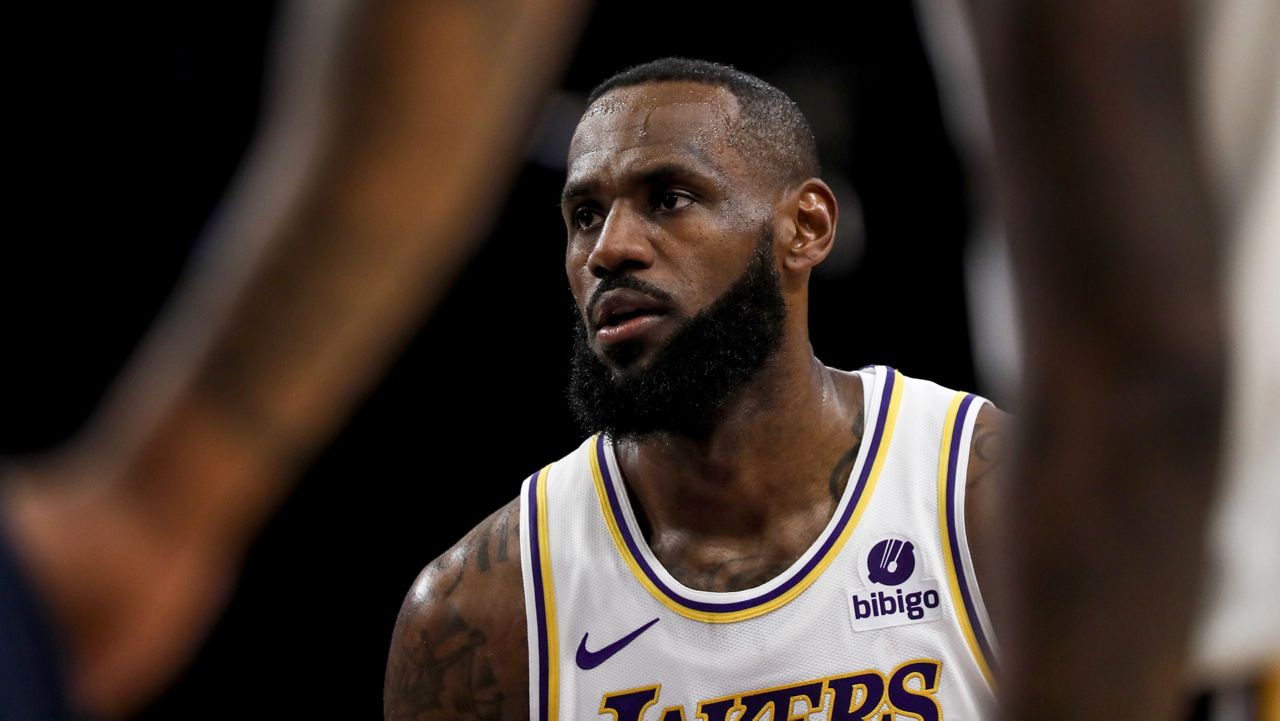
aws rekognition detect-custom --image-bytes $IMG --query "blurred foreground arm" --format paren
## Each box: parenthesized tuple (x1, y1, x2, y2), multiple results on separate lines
(1, 0, 582, 716)
(962, 2, 1226, 719)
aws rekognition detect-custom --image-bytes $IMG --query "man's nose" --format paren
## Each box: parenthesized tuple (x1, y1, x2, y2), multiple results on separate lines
(587, 203, 655, 278)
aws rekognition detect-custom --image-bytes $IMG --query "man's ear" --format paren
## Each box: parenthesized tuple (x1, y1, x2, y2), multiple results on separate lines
(780, 179, 838, 272)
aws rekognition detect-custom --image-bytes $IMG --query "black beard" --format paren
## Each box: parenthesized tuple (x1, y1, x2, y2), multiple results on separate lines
(567, 229, 787, 440)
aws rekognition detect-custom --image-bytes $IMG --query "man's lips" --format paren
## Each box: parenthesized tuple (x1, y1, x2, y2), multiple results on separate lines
(591, 288, 670, 344)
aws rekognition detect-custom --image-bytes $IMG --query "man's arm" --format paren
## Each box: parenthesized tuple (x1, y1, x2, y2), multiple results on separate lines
(0, 0, 582, 716)
(959, 2, 1226, 718)
(385, 499, 530, 721)
(963, 402, 1010, 633)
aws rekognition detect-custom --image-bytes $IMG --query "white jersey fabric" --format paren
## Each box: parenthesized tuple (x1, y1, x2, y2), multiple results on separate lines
(519, 366, 998, 721)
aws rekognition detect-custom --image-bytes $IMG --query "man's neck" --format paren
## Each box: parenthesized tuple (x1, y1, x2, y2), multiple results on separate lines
(611, 345, 866, 556)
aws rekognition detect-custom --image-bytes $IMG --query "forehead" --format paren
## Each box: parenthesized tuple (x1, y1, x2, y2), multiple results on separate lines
(565, 82, 745, 191)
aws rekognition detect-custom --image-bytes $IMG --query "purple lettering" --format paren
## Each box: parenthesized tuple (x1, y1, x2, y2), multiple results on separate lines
(905, 592, 923, 620)
(853, 594, 872, 619)
(887, 661, 941, 721)
(736, 681, 823, 721)
(880, 591, 897, 615)
(601, 686, 660, 721)
(695, 698, 737, 721)
(827, 671, 887, 721)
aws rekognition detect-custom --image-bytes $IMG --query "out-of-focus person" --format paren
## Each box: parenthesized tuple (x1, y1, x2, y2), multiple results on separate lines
(917, 0, 1278, 717)
(0, 1, 584, 718)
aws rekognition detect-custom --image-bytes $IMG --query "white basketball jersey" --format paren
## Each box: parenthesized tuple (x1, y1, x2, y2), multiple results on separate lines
(519, 366, 998, 721)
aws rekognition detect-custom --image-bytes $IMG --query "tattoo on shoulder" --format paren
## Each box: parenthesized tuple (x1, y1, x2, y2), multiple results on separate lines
(410, 502, 521, 611)
(474, 503, 519, 574)
(493, 503, 514, 565)
(968, 405, 1008, 487)
(446, 503, 521, 581)
(385, 502, 521, 720)
(385, 604, 503, 721)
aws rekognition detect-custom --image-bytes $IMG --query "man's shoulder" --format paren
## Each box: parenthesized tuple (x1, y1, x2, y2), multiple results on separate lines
(405, 498, 525, 609)
(869, 366, 1009, 480)
(888, 366, 971, 399)
(520, 435, 603, 495)
(838, 364, 983, 414)
(384, 498, 529, 721)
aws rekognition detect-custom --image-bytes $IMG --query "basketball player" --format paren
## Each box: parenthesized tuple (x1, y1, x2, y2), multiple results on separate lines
(384, 58, 1006, 721)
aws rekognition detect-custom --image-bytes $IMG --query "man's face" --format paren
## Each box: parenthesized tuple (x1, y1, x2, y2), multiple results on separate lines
(567, 226, 786, 439)
(561, 82, 779, 375)
(561, 82, 789, 438)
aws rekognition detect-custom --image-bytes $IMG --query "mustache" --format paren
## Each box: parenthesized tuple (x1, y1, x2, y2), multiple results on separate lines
(586, 273, 675, 318)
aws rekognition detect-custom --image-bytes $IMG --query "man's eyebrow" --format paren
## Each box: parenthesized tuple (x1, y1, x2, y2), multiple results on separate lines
(561, 159, 729, 206)
(639, 160, 728, 188)
(561, 179, 594, 206)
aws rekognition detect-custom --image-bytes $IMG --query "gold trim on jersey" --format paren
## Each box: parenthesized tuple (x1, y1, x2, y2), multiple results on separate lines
(598, 684, 663, 721)
(589, 369, 903, 623)
(937, 392, 997, 688)
(535, 464, 561, 720)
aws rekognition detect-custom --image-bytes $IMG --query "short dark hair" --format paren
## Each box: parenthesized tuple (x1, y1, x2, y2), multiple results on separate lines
(586, 57, 821, 188)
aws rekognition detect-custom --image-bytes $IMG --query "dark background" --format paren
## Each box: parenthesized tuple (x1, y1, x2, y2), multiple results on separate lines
(4, 3, 980, 718)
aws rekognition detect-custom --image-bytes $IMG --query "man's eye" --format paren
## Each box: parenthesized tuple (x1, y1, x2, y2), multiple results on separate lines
(655, 191, 693, 212)
(573, 207, 602, 230)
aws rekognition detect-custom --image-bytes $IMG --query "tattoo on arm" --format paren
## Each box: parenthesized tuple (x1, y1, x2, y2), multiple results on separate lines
(385, 605, 503, 721)
(434, 551, 467, 602)
(493, 504, 513, 565)
(474, 504, 518, 573)
(475, 527, 493, 574)
(385, 502, 522, 720)
(968, 407, 1007, 490)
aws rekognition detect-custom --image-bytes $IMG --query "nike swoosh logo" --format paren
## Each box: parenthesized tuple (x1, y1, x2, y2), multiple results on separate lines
(575, 617, 660, 670)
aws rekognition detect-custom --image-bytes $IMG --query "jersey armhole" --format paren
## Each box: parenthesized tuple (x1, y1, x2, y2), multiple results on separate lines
(855, 366, 875, 423)
(520, 467, 559, 721)
(939, 394, 1001, 687)
(954, 398, 1000, 649)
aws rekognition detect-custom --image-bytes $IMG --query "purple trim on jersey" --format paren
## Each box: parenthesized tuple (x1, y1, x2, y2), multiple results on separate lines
(945, 394, 998, 671)
(597, 366, 898, 615)
(525, 471, 551, 721)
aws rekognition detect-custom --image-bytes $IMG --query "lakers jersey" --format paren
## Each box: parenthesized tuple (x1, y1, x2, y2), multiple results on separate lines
(519, 366, 998, 721)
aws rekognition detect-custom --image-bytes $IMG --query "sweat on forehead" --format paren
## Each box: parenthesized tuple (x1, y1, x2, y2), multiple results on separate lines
(572, 84, 797, 194)
(571, 84, 739, 160)
(583, 82, 738, 119)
